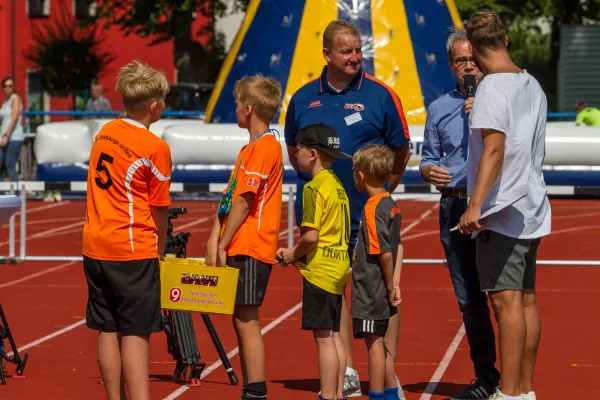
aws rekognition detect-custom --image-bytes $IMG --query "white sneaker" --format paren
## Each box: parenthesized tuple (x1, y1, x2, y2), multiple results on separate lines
(396, 375, 406, 399)
(343, 370, 362, 398)
(489, 389, 505, 399)
(521, 392, 536, 400)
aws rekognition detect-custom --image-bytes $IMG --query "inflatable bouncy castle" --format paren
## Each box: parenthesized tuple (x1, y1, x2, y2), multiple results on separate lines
(205, 0, 463, 125)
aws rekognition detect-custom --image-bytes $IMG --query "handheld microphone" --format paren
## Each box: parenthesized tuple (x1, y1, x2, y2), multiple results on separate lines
(464, 74, 476, 98)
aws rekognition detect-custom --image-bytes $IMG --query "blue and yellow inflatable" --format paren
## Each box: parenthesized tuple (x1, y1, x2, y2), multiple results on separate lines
(205, 0, 463, 125)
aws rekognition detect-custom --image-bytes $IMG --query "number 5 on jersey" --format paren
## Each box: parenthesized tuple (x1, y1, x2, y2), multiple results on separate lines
(95, 152, 114, 190)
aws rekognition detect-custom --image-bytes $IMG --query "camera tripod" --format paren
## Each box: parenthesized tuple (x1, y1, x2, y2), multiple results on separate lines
(0, 304, 28, 385)
(162, 207, 238, 387)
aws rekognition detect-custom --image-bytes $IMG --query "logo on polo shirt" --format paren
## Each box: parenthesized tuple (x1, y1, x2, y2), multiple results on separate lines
(248, 177, 260, 188)
(308, 100, 322, 108)
(344, 103, 365, 112)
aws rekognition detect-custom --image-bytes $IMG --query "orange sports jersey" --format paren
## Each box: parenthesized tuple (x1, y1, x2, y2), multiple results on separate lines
(221, 131, 283, 265)
(82, 118, 172, 261)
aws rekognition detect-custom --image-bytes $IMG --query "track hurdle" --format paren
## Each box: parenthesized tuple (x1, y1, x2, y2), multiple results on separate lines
(0, 181, 599, 266)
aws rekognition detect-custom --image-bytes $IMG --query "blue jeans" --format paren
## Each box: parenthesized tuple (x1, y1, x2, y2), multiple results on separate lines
(439, 195, 500, 386)
(0, 140, 23, 182)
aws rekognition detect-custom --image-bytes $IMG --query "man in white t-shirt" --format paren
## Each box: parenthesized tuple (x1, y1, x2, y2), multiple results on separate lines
(458, 11, 551, 400)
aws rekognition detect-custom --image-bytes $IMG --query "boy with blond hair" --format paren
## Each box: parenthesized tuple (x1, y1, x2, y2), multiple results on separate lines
(206, 74, 283, 400)
(82, 60, 172, 400)
(277, 123, 352, 400)
(351, 144, 403, 400)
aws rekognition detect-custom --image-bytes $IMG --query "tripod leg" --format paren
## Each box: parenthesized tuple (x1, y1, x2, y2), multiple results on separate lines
(201, 314, 238, 385)
(0, 347, 5, 386)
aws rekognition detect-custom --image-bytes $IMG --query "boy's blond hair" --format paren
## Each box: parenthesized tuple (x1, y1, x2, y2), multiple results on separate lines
(323, 20, 361, 50)
(465, 11, 507, 54)
(115, 60, 169, 112)
(233, 74, 282, 123)
(353, 144, 395, 182)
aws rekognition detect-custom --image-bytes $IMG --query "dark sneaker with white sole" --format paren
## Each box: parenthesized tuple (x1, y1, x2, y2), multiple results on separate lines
(451, 379, 496, 399)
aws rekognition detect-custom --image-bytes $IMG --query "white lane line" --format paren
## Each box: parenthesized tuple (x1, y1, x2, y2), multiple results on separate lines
(17, 217, 84, 226)
(401, 230, 439, 242)
(14, 200, 72, 217)
(0, 221, 85, 247)
(7, 319, 87, 358)
(0, 261, 77, 288)
(401, 203, 439, 236)
(278, 227, 299, 238)
(163, 302, 303, 400)
(176, 216, 212, 230)
(419, 324, 467, 400)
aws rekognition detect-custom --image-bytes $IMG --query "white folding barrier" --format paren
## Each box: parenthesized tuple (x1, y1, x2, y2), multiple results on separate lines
(0, 181, 599, 266)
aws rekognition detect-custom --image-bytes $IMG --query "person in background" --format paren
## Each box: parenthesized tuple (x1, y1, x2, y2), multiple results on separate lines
(86, 80, 112, 113)
(0, 77, 25, 182)
(574, 101, 600, 127)
(460, 11, 552, 400)
(419, 28, 500, 399)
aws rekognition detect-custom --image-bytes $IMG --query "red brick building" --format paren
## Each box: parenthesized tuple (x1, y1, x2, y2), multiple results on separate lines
(0, 0, 209, 115)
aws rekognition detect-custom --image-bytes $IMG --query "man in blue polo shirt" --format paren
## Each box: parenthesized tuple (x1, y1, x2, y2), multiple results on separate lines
(285, 19, 410, 399)
(420, 28, 500, 400)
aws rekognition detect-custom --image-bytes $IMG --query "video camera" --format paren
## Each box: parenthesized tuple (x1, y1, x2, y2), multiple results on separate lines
(165, 207, 191, 259)
(161, 207, 238, 387)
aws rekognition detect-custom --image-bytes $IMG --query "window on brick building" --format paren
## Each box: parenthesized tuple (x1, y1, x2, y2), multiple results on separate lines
(27, 0, 50, 17)
(74, 0, 97, 18)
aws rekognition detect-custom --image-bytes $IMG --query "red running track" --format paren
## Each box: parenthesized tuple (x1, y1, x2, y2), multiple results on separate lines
(0, 198, 598, 399)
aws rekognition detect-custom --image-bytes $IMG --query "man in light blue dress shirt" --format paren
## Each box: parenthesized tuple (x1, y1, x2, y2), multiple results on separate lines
(419, 29, 500, 400)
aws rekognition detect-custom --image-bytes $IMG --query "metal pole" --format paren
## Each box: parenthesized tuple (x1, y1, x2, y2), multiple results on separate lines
(9, 185, 15, 259)
(287, 185, 294, 248)
(20, 184, 26, 259)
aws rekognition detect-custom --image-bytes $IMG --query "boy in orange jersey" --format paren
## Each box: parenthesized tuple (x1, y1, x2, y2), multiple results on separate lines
(82, 60, 171, 400)
(206, 74, 284, 400)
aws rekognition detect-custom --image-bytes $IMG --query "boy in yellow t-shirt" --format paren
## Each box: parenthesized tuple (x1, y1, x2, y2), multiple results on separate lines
(277, 123, 351, 400)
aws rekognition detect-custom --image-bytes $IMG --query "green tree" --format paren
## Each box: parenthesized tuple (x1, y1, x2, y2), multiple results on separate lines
(81, 0, 251, 83)
(23, 6, 116, 111)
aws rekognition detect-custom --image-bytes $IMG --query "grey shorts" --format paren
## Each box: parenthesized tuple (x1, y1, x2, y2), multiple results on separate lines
(475, 230, 541, 292)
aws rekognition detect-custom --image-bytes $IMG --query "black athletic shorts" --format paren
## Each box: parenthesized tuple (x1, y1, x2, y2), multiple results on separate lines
(83, 256, 163, 336)
(227, 255, 272, 306)
(352, 318, 389, 339)
(301, 278, 342, 332)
